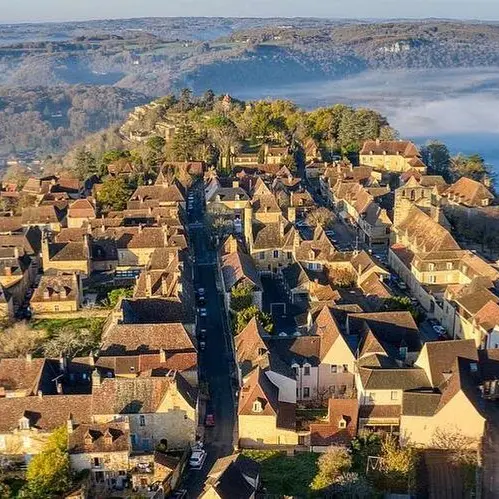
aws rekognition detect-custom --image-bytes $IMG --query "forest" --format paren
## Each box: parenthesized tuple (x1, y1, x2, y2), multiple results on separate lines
(3, 19, 499, 157)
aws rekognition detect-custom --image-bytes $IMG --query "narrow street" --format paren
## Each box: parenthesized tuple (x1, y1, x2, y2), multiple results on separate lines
(180, 186, 236, 497)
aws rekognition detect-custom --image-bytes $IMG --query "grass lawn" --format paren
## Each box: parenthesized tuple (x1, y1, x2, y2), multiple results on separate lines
(242, 450, 319, 496)
(31, 317, 105, 338)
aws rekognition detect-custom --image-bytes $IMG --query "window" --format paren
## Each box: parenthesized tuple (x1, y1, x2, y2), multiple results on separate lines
(330, 385, 336, 394)
(399, 346, 408, 359)
(446, 262, 453, 270)
(429, 275, 437, 284)
(303, 365, 311, 376)
(130, 434, 137, 446)
(428, 263, 435, 271)
(338, 418, 347, 429)
(0, 435, 5, 450)
(259, 252, 265, 260)
(142, 438, 151, 451)
(368, 392, 376, 401)
(252, 400, 263, 413)
(287, 251, 293, 259)
(139, 415, 146, 427)
(391, 391, 398, 400)
(54, 305, 59, 312)
(342, 364, 348, 373)
(303, 387, 310, 398)
(331, 365, 337, 373)
(339, 385, 347, 394)
(292, 365, 299, 377)
(93, 457, 101, 467)
(273, 250, 279, 259)
(296, 388, 300, 398)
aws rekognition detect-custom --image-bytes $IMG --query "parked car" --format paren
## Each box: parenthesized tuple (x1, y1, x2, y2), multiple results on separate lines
(205, 413, 215, 427)
(433, 325, 446, 335)
(171, 490, 187, 499)
(189, 449, 207, 470)
(199, 307, 207, 317)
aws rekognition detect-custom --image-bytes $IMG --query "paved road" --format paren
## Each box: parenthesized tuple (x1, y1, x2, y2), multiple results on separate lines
(180, 186, 236, 498)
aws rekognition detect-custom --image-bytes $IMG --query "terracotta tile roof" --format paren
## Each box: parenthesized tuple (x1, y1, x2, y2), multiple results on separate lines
(128, 183, 185, 207)
(312, 306, 344, 360)
(252, 217, 297, 250)
(100, 323, 195, 356)
(235, 318, 269, 370)
(444, 177, 494, 207)
(0, 358, 53, 395)
(310, 398, 359, 446)
(475, 300, 499, 333)
(360, 140, 419, 158)
(0, 216, 23, 234)
(21, 206, 61, 225)
(92, 373, 196, 414)
(238, 367, 278, 417)
(396, 205, 460, 252)
(0, 394, 92, 432)
(95, 352, 197, 375)
(68, 199, 96, 219)
(221, 251, 262, 291)
(31, 274, 79, 303)
(68, 422, 130, 454)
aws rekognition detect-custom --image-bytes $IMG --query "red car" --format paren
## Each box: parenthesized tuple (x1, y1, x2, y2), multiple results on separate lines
(205, 413, 215, 427)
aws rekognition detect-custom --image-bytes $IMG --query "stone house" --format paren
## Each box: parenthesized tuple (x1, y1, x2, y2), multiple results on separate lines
(238, 367, 298, 448)
(67, 198, 96, 228)
(389, 203, 499, 319)
(30, 272, 82, 315)
(42, 231, 91, 276)
(400, 340, 486, 448)
(359, 139, 426, 173)
(220, 238, 263, 311)
(441, 282, 499, 347)
(244, 210, 298, 274)
(442, 176, 495, 208)
(0, 393, 92, 459)
(0, 248, 36, 311)
(127, 179, 185, 210)
(68, 421, 130, 489)
(91, 372, 198, 452)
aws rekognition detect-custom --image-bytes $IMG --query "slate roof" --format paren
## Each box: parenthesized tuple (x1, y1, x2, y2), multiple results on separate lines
(358, 367, 431, 390)
(266, 336, 321, 367)
(350, 311, 422, 358)
(402, 391, 442, 417)
(419, 339, 478, 388)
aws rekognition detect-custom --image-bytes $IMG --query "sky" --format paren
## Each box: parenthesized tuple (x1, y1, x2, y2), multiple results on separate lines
(2, 0, 499, 23)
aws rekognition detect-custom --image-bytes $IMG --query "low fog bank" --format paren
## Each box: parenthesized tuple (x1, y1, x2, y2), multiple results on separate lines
(235, 67, 499, 175)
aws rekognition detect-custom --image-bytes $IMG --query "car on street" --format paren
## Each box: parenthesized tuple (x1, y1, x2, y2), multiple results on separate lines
(197, 287, 205, 296)
(205, 413, 215, 427)
(433, 325, 446, 335)
(199, 307, 207, 317)
(170, 490, 187, 499)
(189, 449, 207, 470)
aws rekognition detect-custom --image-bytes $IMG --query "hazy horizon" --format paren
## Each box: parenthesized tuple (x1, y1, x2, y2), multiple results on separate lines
(2, 0, 499, 24)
